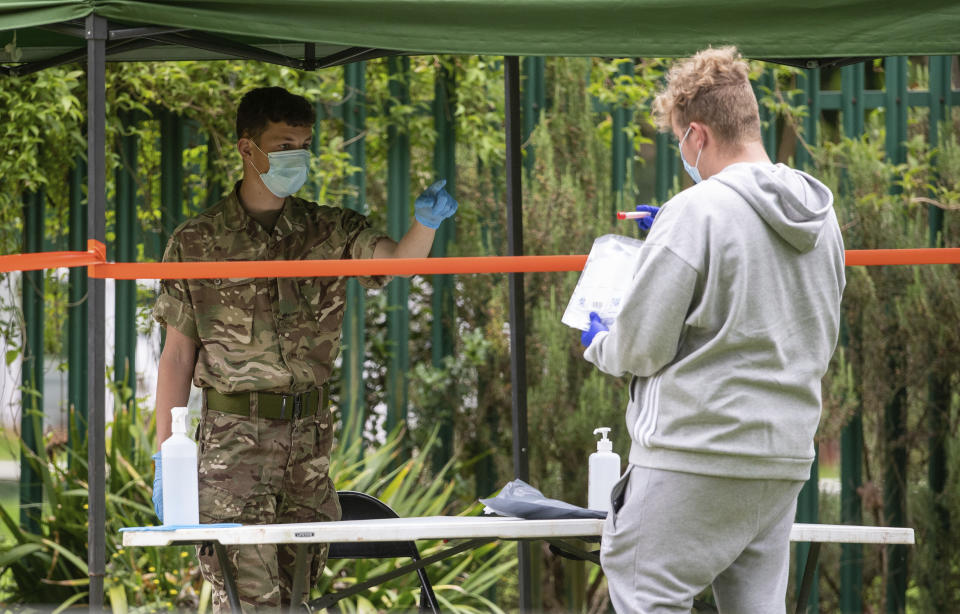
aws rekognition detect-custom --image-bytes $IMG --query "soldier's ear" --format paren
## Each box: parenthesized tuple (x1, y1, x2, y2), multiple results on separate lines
(237, 138, 254, 161)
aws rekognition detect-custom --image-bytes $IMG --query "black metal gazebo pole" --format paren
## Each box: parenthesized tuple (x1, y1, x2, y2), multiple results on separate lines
(503, 55, 532, 612)
(85, 13, 108, 609)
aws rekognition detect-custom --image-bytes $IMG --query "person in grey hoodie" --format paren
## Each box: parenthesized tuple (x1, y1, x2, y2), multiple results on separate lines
(581, 47, 845, 613)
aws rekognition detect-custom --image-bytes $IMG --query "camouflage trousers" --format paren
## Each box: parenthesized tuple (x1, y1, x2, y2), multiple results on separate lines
(195, 399, 340, 613)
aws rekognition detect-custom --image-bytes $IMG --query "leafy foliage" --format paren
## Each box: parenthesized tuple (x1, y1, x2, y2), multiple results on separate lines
(321, 414, 515, 613)
(0, 385, 195, 611)
(0, 68, 85, 252)
(815, 108, 960, 610)
(0, 393, 516, 612)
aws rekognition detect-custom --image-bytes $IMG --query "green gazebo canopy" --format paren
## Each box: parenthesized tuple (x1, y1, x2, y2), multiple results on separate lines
(3, 0, 960, 70)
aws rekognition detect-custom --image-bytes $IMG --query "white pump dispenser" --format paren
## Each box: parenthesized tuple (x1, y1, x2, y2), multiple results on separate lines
(161, 406, 199, 525)
(588, 427, 621, 512)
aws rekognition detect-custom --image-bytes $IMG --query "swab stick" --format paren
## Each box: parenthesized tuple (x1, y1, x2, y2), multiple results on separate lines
(616, 211, 652, 220)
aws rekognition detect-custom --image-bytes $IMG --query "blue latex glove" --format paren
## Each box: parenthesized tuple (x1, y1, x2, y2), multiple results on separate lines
(581, 312, 609, 347)
(151, 451, 163, 523)
(635, 204, 660, 232)
(414, 179, 458, 229)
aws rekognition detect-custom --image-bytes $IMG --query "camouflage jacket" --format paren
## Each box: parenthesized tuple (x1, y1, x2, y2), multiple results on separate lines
(153, 183, 390, 394)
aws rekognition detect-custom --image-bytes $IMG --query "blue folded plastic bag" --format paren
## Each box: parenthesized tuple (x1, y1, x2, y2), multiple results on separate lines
(480, 480, 606, 520)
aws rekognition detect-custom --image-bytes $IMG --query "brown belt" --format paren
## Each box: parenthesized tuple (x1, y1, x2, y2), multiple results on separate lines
(204, 385, 328, 420)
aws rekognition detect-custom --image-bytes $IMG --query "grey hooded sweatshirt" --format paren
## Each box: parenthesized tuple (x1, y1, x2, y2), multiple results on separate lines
(584, 162, 845, 481)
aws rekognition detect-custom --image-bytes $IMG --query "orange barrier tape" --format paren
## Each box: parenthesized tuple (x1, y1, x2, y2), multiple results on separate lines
(1, 241, 958, 278)
(844, 248, 960, 266)
(0, 250, 100, 273)
(90, 255, 590, 279)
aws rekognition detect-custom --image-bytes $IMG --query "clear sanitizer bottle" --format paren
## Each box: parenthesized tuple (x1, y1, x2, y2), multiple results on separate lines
(588, 427, 621, 512)
(161, 406, 199, 525)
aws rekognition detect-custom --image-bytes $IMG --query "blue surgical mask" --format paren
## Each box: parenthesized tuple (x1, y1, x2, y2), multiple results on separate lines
(251, 142, 310, 198)
(679, 126, 703, 184)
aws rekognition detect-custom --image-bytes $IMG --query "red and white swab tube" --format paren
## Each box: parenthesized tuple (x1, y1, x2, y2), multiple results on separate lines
(616, 211, 651, 220)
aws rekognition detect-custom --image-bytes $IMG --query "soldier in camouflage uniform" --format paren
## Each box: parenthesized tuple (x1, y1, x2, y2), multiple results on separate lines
(151, 86, 457, 612)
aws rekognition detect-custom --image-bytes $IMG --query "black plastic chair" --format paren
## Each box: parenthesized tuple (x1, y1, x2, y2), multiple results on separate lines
(310, 491, 441, 613)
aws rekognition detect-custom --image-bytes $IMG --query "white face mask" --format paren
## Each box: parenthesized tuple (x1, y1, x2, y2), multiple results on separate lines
(250, 141, 310, 198)
(679, 125, 703, 184)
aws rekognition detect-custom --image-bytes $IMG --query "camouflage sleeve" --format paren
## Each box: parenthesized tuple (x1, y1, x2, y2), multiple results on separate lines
(153, 235, 200, 345)
(341, 208, 392, 290)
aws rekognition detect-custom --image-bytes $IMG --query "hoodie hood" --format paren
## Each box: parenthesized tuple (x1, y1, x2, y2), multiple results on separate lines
(712, 162, 834, 253)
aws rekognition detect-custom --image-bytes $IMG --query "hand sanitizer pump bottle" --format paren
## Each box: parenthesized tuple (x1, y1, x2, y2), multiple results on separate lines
(161, 406, 199, 525)
(588, 427, 621, 512)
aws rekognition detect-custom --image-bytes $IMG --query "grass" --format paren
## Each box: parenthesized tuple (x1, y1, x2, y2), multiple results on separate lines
(818, 460, 840, 480)
(0, 480, 18, 542)
(0, 426, 19, 463)
(0, 427, 19, 543)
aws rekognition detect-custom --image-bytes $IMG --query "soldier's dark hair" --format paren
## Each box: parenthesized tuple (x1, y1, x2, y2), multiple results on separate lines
(236, 87, 315, 141)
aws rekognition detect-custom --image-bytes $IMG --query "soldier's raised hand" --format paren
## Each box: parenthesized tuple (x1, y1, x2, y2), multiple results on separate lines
(414, 179, 458, 229)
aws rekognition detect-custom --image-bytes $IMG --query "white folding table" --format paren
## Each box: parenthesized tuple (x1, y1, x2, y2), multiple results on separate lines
(122, 517, 915, 613)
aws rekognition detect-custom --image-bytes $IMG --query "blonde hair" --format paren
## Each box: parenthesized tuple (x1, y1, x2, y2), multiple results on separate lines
(652, 46, 761, 145)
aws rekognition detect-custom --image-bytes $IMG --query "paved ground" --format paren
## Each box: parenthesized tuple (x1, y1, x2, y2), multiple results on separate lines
(0, 460, 18, 481)
(820, 477, 841, 496)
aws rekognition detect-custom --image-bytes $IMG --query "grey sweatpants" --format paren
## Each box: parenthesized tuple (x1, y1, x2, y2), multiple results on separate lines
(600, 465, 804, 614)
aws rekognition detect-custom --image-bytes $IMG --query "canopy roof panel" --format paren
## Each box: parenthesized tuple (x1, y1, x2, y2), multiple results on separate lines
(1, 0, 959, 70)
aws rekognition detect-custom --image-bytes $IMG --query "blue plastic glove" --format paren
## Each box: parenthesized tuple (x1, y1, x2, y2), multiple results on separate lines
(151, 451, 163, 523)
(581, 312, 609, 347)
(414, 179, 458, 229)
(635, 204, 660, 232)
